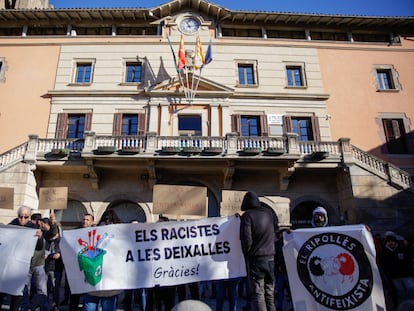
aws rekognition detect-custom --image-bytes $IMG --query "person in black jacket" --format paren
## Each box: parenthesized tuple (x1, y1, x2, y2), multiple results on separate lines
(0, 206, 46, 311)
(381, 233, 414, 308)
(240, 191, 276, 311)
(42, 217, 63, 311)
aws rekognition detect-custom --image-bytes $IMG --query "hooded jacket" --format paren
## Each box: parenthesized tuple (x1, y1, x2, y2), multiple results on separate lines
(240, 191, 276, 259)
(311, 206, 329, 227)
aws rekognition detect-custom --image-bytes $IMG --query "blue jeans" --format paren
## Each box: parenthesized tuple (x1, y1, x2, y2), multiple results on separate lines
(275, 273, 290, 309)
(216, 279, 240, 311)
(21, 265, 48, 311)
(83, 294, 118, 311)
(248, 257, 276, 311)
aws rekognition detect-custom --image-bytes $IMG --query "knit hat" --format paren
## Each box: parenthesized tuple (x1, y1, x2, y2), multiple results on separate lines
(385, 234, 397, 242)
(311, 206, 328, 227)
(384, 231, 396, 238)
(312, 206, 327, 216)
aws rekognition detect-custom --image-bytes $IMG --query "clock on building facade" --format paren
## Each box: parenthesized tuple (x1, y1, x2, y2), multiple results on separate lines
(178, 16, 201, 34)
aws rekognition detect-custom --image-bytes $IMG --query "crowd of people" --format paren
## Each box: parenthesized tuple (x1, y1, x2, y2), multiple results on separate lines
(1, 192, 414, 311)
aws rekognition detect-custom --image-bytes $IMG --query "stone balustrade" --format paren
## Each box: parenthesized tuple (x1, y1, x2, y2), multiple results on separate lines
(0, 133, 412, 189)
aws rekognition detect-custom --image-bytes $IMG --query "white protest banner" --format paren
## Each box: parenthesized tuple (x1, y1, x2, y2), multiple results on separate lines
(0, 224, 38, 295)
(60, 216, 246, 294)
(283, 224, 386, 311)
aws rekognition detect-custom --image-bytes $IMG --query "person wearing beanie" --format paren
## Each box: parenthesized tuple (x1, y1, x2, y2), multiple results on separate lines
(311, 206, 328, 227)
(240, 191, 277, 311)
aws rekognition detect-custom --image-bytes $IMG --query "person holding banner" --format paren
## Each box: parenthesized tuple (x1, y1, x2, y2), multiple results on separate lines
(0, 206, 39, 311)
(274, 229, 292, 311)
(82, 209, 123, 311)
(67, 213, 95, 311)
(146, 215, 178, 311)
(42, 217, 63, 311)
(240, 191, 277, 311)
(21, 213, 49, 311)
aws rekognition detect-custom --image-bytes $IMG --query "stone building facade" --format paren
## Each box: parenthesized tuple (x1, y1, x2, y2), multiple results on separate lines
(0, 0, 413, 237)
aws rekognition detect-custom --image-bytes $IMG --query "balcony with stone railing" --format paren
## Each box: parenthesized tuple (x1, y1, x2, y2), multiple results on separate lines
(1, 132, 412, 190)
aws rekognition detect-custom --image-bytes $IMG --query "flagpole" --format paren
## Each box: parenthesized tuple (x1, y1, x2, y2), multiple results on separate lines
(167, 36, 191, 104)
(167, 35, 213, 106)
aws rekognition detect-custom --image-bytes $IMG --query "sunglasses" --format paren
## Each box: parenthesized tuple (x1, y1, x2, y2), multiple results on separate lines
(18, 215, 29, 219)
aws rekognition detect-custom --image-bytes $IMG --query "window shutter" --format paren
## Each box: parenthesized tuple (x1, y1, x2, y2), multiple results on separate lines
(55, 113, 68, 139)
(391, 120, 401, 138)
(260, 115, 268, 136)
(84, 113, 92, 132)
(113, 113, 122, 136)
(138, 113, 146, 135)
(311, 116, 321, 141)
(231, 114, 241, 135)
(283, 115, 292, 133)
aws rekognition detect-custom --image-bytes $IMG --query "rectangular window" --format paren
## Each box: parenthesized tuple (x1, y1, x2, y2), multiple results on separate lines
(283, 115, 320, 142)
(67, 114, 86, 139)
(125, 62, 142, 83)
(374, 65, 400, 92)
(291, 117, 313, 141)
(238, 64, 255, 86)
(121, 114, 138, 135)
(75, 63, 92, 84)
(286, 66, 304, 87)
(377, 69, 394, 90)
(178, 115, 202, 136)
(55, 112, 91, 144)
(241, 116, 260, 136)
(0, 58, 6, 83)
(113, 113, 146, 136)
(231, 114, 268, 136)
(382, 119, 408, 154)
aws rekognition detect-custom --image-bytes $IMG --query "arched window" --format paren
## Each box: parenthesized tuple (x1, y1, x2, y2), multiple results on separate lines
(54, 200, 88, 229)
(108, 201, 147, 223)
(291, 201, 323, 229)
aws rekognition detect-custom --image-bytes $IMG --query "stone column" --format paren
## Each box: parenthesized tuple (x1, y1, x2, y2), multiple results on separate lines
(23, 134, 39, 164)
(225, 132, 238, 155)
(286, 132, 300, 156)
(83, 131, 96, 154)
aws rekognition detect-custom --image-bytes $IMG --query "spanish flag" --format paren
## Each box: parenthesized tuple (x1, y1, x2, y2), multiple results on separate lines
(178, 34, 186, 70)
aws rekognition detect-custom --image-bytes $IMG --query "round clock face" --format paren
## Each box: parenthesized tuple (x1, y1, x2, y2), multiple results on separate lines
(179, 17, 200, 34)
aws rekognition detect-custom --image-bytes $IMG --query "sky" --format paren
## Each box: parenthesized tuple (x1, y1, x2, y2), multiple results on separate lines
(50, 0, 414, 17)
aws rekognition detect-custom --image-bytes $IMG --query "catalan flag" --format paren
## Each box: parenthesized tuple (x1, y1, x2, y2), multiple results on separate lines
(177, 34, 186, 70)
(194, 35, 205, 69)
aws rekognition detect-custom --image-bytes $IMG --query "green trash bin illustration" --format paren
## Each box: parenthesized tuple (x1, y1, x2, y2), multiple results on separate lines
(78, 248, 106, 286)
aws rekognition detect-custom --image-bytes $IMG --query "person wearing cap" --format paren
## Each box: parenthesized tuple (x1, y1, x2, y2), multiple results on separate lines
(240, 191, 277, 311)
(311, 206, 328, 227)
(381, 232, 414, 308)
